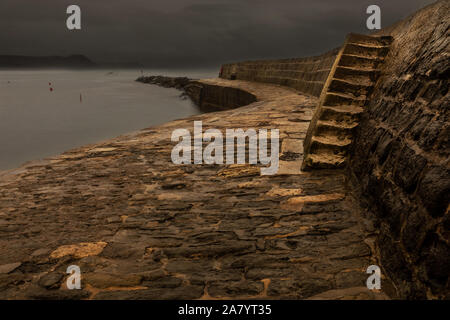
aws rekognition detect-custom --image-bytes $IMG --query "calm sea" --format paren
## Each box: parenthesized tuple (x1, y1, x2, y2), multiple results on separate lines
(0, 69, 217, 170)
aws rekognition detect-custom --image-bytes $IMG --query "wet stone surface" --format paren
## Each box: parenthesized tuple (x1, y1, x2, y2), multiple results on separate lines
(0, 79, 388, 299)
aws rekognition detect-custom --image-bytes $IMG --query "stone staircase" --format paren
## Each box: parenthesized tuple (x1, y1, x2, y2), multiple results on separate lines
(302, 33, 393, 170)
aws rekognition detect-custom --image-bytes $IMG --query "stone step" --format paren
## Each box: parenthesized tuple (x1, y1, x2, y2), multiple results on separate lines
(302, 152, 347, 170)
(323, 92, 366, 106)
(320, 105, 364, 122)
(343, 43, 390, 58)
(339, 54, 384, 69)
(328, 78, 373, 97)
(310, 135, 352, 154)
(333, 66, 379, 83)
(316, 120, 359, 136)
(311, 135, 352, 147)
(347, 33, 393, 47)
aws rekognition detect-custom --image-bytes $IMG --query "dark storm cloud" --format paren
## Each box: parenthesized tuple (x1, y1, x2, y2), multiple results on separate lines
(0, 0, 437, 67)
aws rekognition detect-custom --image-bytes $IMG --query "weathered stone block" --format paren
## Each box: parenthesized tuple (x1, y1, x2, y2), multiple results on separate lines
(421, 233, 450, 294)
(393, 146, 427, 193)
(417, 166, 450, 217)
(208, 280, 263, 297)
(401, 208, 427, 256)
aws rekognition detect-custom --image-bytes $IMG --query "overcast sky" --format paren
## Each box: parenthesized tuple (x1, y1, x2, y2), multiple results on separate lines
(0, 0, 436, 67)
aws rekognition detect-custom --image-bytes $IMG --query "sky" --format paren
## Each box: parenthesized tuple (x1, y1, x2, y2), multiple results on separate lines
(0, 0, 437, 68)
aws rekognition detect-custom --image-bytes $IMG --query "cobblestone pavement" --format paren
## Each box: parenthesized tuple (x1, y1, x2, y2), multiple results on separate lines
(0, 79, 388, 299)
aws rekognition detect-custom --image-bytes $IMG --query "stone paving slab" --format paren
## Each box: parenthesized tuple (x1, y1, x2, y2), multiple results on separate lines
(0, 79, 389, 299)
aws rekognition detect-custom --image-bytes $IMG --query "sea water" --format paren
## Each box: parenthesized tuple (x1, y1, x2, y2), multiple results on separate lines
(0, 68, 216, 170)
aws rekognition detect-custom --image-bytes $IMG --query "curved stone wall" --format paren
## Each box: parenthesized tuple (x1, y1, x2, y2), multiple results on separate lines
(185, 81, 257, 112)
(142, 0, 448, 300)
(348, 0, 449, 299)
(219, 48, 340, 97)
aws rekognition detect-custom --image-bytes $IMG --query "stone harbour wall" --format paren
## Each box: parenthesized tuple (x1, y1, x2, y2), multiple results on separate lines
(185, 81, 257, 112)
(348, 0, 449, 299)
(0, 79, 391, 300)
(219, 48, 340, 97)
